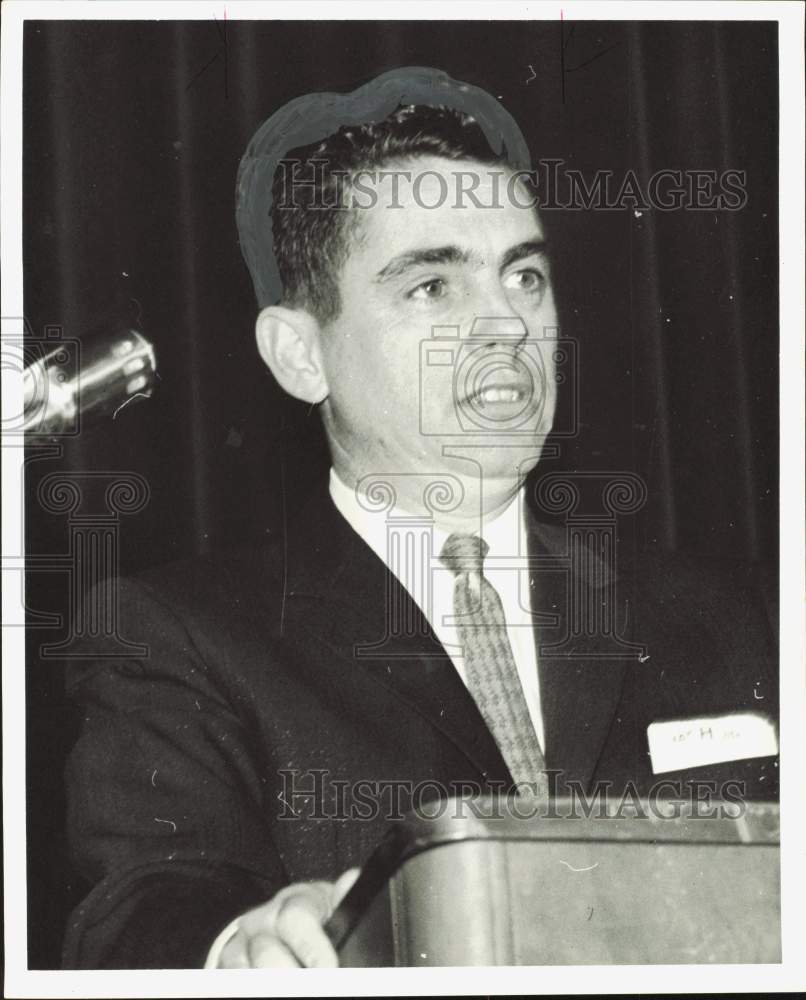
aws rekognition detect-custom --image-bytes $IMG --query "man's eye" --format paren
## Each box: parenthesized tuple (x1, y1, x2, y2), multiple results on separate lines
(504, 268, 546, 294)
(408, 278, 447, 300)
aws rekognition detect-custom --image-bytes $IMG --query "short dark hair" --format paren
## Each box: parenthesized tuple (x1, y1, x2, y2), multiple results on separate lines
(270, 104, 502, 325)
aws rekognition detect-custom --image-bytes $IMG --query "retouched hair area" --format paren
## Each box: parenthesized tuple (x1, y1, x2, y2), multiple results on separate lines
(270, 105, 503, 326)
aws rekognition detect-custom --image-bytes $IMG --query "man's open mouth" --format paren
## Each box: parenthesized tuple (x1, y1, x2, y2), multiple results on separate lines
(465, 384, 531, 407)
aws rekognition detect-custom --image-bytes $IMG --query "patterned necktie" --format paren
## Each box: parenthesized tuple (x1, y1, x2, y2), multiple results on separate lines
(440, 532, 548, 798)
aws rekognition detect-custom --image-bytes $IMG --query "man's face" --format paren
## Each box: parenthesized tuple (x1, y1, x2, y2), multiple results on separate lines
(317, 155, 559, 494)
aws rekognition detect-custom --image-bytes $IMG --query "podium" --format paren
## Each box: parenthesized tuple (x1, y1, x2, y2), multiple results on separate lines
(326, 798, 780, 966)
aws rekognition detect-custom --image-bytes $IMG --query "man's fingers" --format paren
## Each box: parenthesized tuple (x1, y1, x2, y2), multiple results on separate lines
(333, 867, 361, 906)
(248, 930, 300, 968)
(275, 895, 339, 968)
(218, 930, 250, 969)
(220, 872, 361, 968)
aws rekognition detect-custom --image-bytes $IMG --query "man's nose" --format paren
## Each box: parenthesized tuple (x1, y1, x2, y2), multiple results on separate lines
(464, 314, 529, 350)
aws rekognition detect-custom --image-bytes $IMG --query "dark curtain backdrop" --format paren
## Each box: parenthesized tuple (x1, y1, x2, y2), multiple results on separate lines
(22, 20, 778, 968)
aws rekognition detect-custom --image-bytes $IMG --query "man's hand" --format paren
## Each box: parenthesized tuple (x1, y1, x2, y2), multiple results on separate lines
(215, 868, 360, 968)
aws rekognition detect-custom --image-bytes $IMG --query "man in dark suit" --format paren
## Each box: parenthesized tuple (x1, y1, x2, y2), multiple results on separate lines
(63, 74, 778, 969)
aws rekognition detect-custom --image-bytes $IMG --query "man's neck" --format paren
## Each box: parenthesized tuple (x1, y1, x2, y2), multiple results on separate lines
(329, 460, 523, 534)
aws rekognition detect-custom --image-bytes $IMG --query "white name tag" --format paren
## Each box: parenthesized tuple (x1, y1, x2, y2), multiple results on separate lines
(647, 713, 778, 775)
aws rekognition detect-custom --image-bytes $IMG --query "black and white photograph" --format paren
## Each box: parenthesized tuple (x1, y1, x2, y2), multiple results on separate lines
(2, 2, 804, 995)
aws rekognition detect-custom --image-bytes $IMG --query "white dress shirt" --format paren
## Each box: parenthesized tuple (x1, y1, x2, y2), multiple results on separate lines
(328, 468, 545, 751)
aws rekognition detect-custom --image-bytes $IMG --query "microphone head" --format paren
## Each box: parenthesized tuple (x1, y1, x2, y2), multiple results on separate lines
(23, 328, 157, 436)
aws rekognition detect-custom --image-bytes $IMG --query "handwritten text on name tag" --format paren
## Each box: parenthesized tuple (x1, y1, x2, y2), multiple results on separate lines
(647, 714, 778, 774)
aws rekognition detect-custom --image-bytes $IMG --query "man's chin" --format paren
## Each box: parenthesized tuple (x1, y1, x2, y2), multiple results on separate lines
(437, 438, 548, 484)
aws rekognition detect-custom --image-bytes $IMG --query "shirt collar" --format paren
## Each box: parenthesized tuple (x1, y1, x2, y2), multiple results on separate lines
(329, 467, 525, 571)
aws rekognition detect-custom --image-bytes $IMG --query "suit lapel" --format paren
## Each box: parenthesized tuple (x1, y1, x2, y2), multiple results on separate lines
(280, 483, 632, 792)
(527, 517, 630, 792)
(282, 485, 511, 783)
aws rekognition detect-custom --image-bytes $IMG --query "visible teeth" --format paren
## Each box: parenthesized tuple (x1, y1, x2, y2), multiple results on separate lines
(477, 387, 522, 404)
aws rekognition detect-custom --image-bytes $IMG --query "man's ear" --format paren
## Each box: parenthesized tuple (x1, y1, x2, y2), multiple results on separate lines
(255, 305, 329, 404)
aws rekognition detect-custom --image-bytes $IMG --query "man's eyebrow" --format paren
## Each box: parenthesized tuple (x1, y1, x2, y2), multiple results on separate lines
(373, 240, 549, 284)
(499, 239, 549, 272)
(374, 245, 473, 283)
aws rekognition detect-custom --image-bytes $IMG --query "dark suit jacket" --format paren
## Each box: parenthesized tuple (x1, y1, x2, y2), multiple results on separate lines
(62, 484, 778, 968)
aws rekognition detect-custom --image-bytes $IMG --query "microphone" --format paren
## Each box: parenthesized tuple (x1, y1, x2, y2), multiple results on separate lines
(23, 328, 156, 435)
